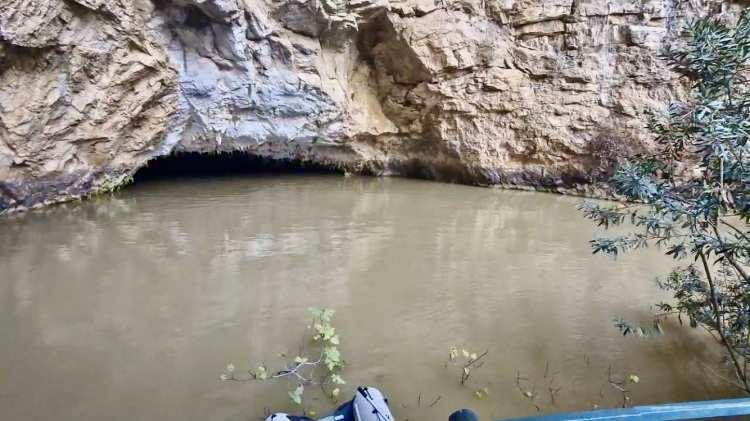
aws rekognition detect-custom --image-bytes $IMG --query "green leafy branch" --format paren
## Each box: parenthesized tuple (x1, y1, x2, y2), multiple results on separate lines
(580, 9, 750, 393)
(220, 308, 346, 407)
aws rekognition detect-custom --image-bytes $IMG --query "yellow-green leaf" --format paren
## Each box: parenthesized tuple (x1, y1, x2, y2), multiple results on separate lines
(289, 384, 304, 405)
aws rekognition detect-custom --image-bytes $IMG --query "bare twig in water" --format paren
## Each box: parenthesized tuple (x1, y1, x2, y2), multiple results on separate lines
(699, 361, 746, 391)
(465, 350, 489, 369)
(607, 365, 631, 408)
(461, 350, 490, 385)
(428, 395, 442, 407)
(515, 370, 541, 412)
(548, 384, 562, 406)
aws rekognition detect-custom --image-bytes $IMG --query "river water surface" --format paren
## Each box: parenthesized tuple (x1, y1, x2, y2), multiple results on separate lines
(0, 175, 740, 420)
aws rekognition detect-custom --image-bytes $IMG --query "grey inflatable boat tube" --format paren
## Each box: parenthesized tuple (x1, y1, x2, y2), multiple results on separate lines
(265, 386, 394, 421)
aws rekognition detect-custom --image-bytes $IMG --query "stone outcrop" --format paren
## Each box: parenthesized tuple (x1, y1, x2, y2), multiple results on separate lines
(0, 0, 746, 211)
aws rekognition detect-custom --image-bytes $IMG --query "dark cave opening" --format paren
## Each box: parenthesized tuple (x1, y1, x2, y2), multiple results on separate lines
(183, 6, 211, 29)
(132, 152, 341, 183)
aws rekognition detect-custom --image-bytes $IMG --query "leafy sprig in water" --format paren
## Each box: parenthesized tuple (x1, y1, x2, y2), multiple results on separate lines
(220, 307, 346, 408)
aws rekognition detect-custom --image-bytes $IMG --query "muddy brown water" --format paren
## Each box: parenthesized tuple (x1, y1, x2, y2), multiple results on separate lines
(0, 175, 741, 421)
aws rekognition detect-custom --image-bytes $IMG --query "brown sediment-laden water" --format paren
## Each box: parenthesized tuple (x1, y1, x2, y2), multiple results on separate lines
(0, 175, 740, 420)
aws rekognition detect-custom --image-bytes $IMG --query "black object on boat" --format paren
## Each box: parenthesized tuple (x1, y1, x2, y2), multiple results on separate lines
(449, 409, 480, 421)
(265, 386, 393, 421)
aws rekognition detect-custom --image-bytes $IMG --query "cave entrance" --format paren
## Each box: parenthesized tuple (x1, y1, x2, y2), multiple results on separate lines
(132, 152, 340, 183)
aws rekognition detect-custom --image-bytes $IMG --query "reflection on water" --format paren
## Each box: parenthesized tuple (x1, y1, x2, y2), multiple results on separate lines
(0, 175, 740, 421)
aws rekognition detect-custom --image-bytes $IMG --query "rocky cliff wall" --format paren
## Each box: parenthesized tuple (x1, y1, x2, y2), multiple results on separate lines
(0, 0, 746, 211)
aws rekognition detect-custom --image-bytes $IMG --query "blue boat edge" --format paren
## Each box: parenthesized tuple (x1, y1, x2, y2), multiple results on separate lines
(498, 397, 750, 420)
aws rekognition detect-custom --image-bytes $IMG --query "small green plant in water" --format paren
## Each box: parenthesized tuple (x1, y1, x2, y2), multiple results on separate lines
(220, 308, 346, 408)
(447, 346, 490, 399)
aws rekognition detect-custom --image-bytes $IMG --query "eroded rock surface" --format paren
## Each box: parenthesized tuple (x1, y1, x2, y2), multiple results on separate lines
(0, 0, 177, 210)
(0, 0, 746, 211)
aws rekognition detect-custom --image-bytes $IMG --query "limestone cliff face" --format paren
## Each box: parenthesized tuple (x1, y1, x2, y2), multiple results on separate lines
(0, 0, 745, 211)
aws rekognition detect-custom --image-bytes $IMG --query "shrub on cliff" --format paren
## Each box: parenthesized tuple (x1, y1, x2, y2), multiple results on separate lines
(581, 10, 750, 392)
